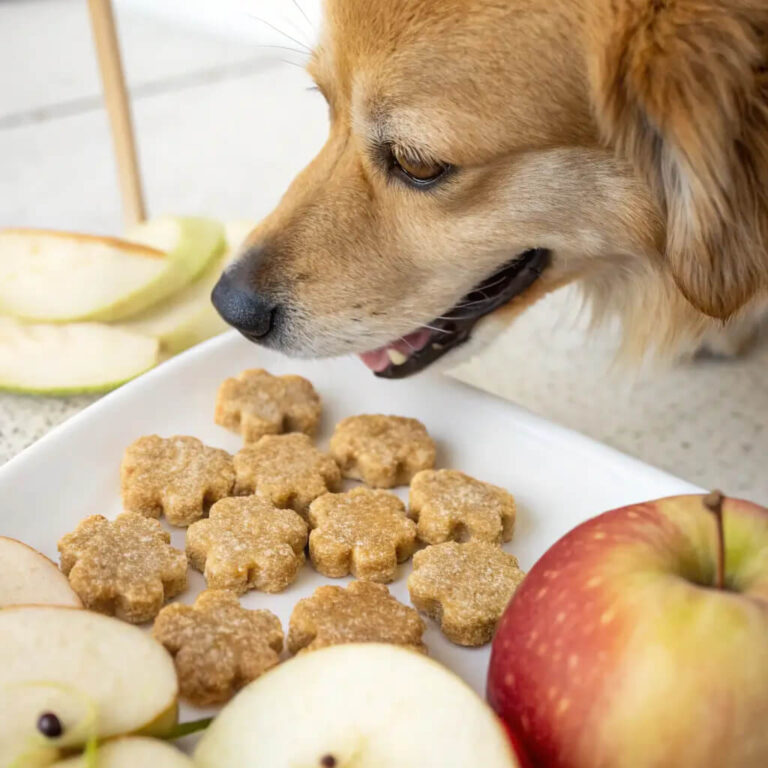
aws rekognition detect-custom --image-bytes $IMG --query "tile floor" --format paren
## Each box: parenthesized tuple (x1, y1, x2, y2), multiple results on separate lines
(1, 0, 766, 502)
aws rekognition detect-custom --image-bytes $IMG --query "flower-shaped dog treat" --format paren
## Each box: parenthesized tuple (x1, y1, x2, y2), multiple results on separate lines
(287, 581, 426, 655)
(407, 541, 525, 646)
(234, 433, 341, 517)
(215, 369, 321, 443)
(308, 488, 417, 582)
(186, 496, 308, 594)
(153, 589, 283, 706)
(409, 469, 516, 545)
(330, 414, 436, 488)
(121, 435, 235, 527)
(58, 513, 188, 624)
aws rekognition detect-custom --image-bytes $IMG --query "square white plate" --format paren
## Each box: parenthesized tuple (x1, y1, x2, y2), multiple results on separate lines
(0, 331, 698, 720)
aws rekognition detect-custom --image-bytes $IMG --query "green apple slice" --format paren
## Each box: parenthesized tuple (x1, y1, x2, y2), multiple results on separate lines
(0, 230, 165, 323)
(0, 319, 159, 395)
(0, 537, 81, 608)
(96, 216, 225, 322)
(0, 606, 178, 768)
(51, 738, 193, 768)
(118, 255, 229, 356)
(119, 221, 255, 355)
(195, 643, 520, 768)
(0, 218, 224, 323)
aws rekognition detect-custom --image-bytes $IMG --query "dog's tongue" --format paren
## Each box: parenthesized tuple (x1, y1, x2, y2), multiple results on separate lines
(359, 329, 432, 372)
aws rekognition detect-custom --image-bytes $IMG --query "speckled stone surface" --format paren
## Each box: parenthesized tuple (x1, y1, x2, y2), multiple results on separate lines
(0, 393, 98, 465)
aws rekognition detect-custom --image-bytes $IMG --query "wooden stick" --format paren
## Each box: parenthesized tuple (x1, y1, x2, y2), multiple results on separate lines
(87, 0, 146, 227)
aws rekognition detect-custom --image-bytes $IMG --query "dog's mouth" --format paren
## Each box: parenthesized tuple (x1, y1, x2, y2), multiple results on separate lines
(359, 248, 550, 378)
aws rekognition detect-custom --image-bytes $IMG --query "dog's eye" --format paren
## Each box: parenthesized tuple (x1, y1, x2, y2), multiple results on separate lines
(390, 147, 450, 186)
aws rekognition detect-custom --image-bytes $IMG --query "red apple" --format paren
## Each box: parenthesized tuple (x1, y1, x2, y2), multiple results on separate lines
(487, 493, 768, 768)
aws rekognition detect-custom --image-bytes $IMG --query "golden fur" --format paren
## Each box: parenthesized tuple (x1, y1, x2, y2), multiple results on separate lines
(232, 0, 768, 363)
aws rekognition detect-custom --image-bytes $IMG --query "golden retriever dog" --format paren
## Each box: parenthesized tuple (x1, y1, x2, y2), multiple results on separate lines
(212, 0, 768, 378)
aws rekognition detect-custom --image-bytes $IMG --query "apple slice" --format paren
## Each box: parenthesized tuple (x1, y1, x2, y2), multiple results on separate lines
(118, 255, 229, 356)
(0, 537, 81, 608)
(0, 218, 224, 323)
(0, 606, 178, 768)
(120, 220, 256, 355)
(0, 319, 159, 395)
(93, 216, 225, 322)
(195, 643, 520, 768)
(0, 229, 164, 323)
(51, 738, 193, 768)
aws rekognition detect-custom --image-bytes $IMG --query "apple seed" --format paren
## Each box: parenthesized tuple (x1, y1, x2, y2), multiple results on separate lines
(36, 711, 63, 739)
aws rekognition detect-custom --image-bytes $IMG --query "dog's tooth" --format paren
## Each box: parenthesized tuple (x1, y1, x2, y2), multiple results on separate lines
(387, 349, 408, 366)
(432, 343, 444, 351)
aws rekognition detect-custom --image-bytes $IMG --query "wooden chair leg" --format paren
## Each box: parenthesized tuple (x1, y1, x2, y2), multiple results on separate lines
(87, 0, 146, 227)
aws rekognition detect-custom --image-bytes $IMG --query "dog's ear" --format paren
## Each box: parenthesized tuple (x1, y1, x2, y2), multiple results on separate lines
(586, 1, 768, 319)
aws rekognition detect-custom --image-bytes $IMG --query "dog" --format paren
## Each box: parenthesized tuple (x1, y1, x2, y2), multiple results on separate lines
(212, 0, 768, 378)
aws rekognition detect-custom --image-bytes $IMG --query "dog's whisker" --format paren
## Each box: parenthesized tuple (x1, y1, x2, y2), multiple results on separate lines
(247, 14, 313, 52)
(460, 274, 510, 298)
(290, 0, 314, 34)
(317, 327, 367, 344)
(433, 317, 467, 325)
(387, 319, 453, 336)
(452, 292, 497, 309)
(279, 59, 310, 71)
(419, 324, 452, 335)
(256, 44, 311, 57)
(465, 275, 510, 298)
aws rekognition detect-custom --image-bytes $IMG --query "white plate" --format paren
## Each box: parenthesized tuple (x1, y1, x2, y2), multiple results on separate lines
(0, 331, 699, 719)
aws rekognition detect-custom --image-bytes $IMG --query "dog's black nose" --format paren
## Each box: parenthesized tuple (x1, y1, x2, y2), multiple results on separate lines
(211, 268, 277, 339)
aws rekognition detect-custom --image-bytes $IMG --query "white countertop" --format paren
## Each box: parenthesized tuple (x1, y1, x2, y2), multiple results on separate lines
(1, 0, 766, 503)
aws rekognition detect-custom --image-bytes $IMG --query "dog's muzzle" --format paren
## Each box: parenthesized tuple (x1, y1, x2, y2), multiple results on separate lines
(372, 248, 551, 379)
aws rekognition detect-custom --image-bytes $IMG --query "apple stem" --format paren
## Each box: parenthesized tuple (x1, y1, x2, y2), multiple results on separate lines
(162, 717, 214, 740)
(703, 490, 726, 591)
